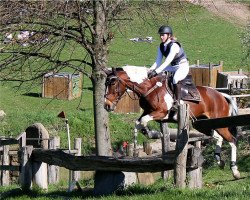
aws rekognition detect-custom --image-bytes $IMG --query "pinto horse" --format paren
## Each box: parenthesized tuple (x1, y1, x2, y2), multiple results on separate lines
(104, 66, 240, 179)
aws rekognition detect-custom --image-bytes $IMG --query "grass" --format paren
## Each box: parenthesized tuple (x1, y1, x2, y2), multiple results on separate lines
(0, 2, 250, 199)
(0, 167, 249, 200)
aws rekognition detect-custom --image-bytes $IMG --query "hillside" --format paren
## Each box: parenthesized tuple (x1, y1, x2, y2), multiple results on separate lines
(188, 0, 250, 26)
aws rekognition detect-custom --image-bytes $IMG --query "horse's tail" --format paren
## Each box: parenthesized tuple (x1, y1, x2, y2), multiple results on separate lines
(221, 92, 240, 137)
(221, 93, 238, 116)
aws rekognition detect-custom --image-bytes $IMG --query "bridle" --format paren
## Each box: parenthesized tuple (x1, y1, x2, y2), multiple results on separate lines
(105, 72, 168, 103)
(105, 74, 128, 107)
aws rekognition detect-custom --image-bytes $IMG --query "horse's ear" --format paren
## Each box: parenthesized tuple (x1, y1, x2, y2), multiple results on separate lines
(102, 67, 112, 76)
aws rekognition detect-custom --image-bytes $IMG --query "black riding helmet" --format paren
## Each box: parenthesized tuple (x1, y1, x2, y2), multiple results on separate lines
(158, 25, 173, 35)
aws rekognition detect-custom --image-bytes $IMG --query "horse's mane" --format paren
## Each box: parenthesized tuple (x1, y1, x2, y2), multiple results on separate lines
(121, 65, 148, 84)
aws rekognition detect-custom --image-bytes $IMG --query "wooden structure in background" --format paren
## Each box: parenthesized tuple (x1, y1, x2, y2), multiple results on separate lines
(114, 91, 141, 113)
(42, 72, 83, 100)
(0, 134, 81, 188)
(217, 69, 249, 89)
(189, 60, 223, 88)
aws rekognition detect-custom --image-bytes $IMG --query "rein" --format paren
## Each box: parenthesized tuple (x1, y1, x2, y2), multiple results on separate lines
(142, 82, 163, 97)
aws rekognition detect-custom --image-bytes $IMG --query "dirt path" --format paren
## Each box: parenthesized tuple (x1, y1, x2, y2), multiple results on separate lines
(188, 0, 250, 26)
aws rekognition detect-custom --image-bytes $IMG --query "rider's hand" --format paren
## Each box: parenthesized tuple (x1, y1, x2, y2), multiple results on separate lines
(148, 70, 157, 79)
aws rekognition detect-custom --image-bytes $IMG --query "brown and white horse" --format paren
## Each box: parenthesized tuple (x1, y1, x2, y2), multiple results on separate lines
(104, 66, 240, 179)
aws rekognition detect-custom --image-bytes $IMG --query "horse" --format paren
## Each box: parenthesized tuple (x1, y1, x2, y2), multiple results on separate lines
(104, 66, 240, 179)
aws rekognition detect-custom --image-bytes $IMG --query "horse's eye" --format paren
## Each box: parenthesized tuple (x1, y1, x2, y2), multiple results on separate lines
(110, 79, 117, 85)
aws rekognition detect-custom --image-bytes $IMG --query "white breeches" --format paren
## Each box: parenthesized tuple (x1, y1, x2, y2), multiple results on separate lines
(165, 60, 189, 84)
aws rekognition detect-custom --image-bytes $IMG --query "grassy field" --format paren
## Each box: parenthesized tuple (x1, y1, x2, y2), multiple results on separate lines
(0, 2, 249, 199)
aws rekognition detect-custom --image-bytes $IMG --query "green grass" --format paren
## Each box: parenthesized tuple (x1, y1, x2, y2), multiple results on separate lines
(108, 3, 249, 70)
(0, 2, 250, 199)
(0, 167, 249, 200)
(0, 2, 249, 141)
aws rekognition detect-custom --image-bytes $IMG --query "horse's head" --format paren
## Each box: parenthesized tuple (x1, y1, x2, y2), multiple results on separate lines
(104, 68, 129, 111)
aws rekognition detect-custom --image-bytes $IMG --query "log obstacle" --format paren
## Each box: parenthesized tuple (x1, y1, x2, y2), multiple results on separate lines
(17, 104, 204, 191)
(1, 105, 209, 191)
(193, 114, 250, 131)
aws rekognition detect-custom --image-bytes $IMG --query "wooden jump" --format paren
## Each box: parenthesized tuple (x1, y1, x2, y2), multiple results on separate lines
(31, 148, 176, 172)
(193, 114, 250, 131)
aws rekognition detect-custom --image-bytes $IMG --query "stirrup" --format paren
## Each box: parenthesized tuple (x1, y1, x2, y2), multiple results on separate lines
(171, 101, 179, 111)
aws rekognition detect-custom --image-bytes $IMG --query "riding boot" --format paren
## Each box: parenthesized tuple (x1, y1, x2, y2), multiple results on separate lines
(172, 83, 181, 111)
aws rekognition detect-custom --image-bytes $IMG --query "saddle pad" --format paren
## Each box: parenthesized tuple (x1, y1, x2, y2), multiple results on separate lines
(180, 75, 201, 102)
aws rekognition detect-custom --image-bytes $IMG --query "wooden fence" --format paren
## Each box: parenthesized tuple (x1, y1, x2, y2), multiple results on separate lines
(1, 104, 249, 191)
(14, 104, 205, 190)
(0, 135, 82, 187)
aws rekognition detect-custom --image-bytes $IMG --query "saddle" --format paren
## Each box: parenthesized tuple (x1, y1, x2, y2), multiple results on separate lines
(168, 74, 201, 102)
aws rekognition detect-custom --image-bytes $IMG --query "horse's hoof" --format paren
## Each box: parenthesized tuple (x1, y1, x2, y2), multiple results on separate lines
(148, 130, 162, 139)
(218, 160, 225, 169)
(232, 170, 241, 180)
(231, 165, 240, 179)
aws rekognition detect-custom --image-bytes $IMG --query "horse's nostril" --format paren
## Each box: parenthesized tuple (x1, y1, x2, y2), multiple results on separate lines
(104, 103, 111, 111)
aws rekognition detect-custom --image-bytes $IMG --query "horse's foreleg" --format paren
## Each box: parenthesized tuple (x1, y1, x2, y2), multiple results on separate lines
(213, 131, 225, 168)
(229, 139, 240, 179)
(140, 115, 162, 139)
(133, 120, 142, 156)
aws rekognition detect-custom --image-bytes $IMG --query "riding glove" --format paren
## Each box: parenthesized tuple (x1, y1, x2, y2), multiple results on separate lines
(148, 70, 157, 79)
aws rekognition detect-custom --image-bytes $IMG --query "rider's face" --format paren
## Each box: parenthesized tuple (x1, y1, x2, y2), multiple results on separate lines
(160, 33, 169, 43)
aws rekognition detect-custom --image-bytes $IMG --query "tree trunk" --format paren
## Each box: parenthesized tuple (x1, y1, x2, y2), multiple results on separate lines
(92, 74, 112, 156)
(92, 1, 112, 157)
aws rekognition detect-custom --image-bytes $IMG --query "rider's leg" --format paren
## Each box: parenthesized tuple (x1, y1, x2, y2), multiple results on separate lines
(173, 83, 181, 103)
(171, 65, 188, 109)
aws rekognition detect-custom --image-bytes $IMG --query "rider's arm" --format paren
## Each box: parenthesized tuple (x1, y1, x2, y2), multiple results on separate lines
(155, 43, 180, 74)
(149, 47, 163, 70)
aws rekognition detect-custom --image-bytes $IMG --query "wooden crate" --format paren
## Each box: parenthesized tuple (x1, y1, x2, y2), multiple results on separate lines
(114, 91, 141, 113)
(189, 62, 223, 88)
(217, 70, 249, 89)
(42, 72, 83, 100)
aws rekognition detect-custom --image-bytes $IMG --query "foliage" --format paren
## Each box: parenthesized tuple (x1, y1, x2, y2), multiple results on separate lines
(0, 1, 249, 200)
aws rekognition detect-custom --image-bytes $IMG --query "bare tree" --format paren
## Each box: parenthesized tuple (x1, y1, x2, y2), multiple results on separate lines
(0, 0, 177, 156)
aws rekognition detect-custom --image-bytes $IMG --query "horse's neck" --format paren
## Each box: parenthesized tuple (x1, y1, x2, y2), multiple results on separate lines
(125, 80, 148, 96)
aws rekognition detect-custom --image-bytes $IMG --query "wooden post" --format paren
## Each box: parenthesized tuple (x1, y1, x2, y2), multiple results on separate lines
(32, 132, 49, 190)
(1, 144, 10, 186)
(219, 60, 223, 67)
(160, 122, 171, 180)
(73, 138, 82, 181)
(174, 104, 189, 188)
(16, 132, 26, 148)
(48, 136, 60, 184)
(208, 62, 212, 87)
(187, 141, 203, 188)
(20, 146, 33, 190)
(196, 60, 199, 67)
(32, 161, 48, 190)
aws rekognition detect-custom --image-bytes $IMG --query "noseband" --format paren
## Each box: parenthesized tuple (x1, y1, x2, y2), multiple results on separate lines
(105, 74, 127, 107)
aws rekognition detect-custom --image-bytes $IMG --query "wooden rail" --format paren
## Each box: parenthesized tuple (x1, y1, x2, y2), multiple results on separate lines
(193, 114, 250, 131)
(31, 148, 177, 172)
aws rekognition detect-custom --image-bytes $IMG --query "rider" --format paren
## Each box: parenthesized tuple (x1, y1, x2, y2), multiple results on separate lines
(148, 25, 189, 109)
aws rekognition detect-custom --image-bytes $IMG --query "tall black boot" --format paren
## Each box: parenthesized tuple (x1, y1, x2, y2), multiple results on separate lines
(172, 83, 181, 110)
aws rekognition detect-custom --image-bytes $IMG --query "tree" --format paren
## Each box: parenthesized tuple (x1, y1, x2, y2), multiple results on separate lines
(0, 0, 177, 156)
(0, 0, 124, 156)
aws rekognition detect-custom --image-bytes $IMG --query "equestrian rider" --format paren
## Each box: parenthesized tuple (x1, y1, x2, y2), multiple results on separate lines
(148, 25, 189, 109)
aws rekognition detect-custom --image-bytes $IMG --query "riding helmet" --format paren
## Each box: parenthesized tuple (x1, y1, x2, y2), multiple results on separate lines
(158, 25, 173, 35)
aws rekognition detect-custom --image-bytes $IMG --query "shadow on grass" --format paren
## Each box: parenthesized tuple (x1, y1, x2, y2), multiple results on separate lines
(0, 186, 167, 200)
(23, 92, 42, 98)
(83, 86, 93, 91)
(213, 176, 248, 185)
